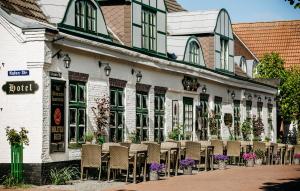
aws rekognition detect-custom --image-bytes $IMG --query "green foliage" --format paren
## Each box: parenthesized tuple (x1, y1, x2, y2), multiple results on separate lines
(252, 116, 264, 140)
(285, 0, 300, 9)
(128, 130, 139, 143)
(256, 52, 300, 121)
(168, 125, 183, 141)
(84, 131, 94, 142)
(50, 167, 79, 185)
(5, 127, 29, 146)
(241, 119, 252, 141)
(209, 111, 218, 136)
(264, 136, 271, 142)
(1, 175, 18, 188)
(254, 149, 265, 159)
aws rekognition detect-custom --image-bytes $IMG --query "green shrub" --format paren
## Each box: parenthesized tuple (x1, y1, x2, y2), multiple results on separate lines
(168, 125, 182, 141)
(49, 167, 79, 185)
(241, 119, 252, 141)
(1, 175, 18, 188)
(85, 131, 94, 142)
(254, 149, 265, 159)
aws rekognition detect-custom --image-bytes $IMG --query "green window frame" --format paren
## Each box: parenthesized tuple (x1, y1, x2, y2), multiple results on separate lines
(109, 87, 124, 142)
(234, 100, 241, 138)
(220, 38, 229, 70)
(189, 41, 200, 65)
(75, 0, 97, 33)
(69, 81, 86, 144)
(199, 94, 209, 140)
(246, 101, 252, 120)
(183, 97, 193, 140)
(136, 91, 149, 142)
(142, 8, 156, 52)
(154, 94, 165, 142)
(214, 97, 222, 139)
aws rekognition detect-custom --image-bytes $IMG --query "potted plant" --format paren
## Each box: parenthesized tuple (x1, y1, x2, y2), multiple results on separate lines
(209, 111, 218, 139)
(241, 119, 252, 141)
(243, 153, 256, 167)
(149, 162, 164, 181)
(180, 158, 195, 175)
(84, 131, 94, 144)
(92, 96, 110, 144)
(254, 149, 265, 166)
(168, 125, 183, 141)
(214, 154, 229, 170)
(5, 127, 29, 183)
(294, 153, 300, 165)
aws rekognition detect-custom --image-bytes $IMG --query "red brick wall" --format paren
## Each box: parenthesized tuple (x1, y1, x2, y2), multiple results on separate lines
(198, 35, 215, 69)
(234, 36, 256, 60)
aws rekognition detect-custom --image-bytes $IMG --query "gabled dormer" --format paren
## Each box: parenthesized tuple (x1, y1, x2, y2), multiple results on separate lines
(58, 0, 111, 41)
(168, 9, 235, 73)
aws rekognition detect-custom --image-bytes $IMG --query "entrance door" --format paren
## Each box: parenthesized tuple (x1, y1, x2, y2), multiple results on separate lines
(183, 97, 193, 140)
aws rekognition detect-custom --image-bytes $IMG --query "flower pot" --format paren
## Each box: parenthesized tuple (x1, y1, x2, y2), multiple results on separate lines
(183, 166, 192, 175)
(255, 158, 263, 166)
(218, 161, 226, 170)
(294, 158, 300, 165)
(150, 171, 159, 181)
(246, 159, 254, 167)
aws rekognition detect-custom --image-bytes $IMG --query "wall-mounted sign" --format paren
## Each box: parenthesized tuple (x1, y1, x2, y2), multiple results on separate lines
(182, 76, 200, 91)
(8, 70, 29, 76)
(49, 71, 62, 78)
(2, 81, 38, 94)
(50, 80, 66, 153)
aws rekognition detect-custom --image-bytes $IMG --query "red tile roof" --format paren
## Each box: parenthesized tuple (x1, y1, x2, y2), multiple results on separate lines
(233, 20, 300, 68)
(0, 0, 48, 22)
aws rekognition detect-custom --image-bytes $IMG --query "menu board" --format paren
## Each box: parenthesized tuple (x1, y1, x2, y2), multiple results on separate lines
(50, 80, 65, 153)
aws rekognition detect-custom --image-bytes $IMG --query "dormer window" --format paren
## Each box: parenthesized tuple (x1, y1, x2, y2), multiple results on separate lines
(240, 57, 247, 73)
(220, 38, 229, 70)
(142, 8, 156, 51)
(189, 41, 200, 65)
(75, 0, 96, 33)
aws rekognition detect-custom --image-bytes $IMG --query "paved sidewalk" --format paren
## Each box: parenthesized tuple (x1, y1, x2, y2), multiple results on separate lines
(105, 165, 300, 191)
(1, 165, 299, 191)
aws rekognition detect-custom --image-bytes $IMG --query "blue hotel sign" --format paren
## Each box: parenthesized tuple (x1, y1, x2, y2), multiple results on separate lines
(8, 70, 30, 76)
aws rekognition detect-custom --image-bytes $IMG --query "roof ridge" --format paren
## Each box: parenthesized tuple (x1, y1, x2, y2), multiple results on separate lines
(233, 19, 300, 25)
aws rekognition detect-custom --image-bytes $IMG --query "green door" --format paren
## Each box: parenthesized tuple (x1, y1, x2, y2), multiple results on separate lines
(183, 97, 193, 140)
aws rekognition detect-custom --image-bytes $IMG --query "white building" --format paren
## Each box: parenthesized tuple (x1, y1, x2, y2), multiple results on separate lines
(0, 0, 277, 184)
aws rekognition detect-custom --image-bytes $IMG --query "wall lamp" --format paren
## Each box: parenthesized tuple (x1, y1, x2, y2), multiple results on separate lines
(52, 50, 71, 69)
(227, 89, 235, 99)
(265, 96, 272, 104)
(131, 68, 142, 83)
(98, 61, 111, 76)
(202, 85, 207, 93)
(257, 96, 262, 102)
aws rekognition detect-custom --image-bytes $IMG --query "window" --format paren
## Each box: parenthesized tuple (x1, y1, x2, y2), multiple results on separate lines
(267, 104, 273, 134)
(214, 97, 222, 139)
(136, 92, 149, 142)
(246, 101, 252, 120)
(69, 81, 86, 144)
(240, 57, 247, 73)
(75, 0, 97, 33)
(142, 8, 156, 51)
(154, 94, 165, 142)
(233, 100, 241, 138)
(172, 100, 179, 129)
(199, 94, 209, 140)
(189, 41, 200, 65)
(109, 87, 124, 142)
(183, 97, 193, 140)
(220, 38, 229, 70)
(257, 102, 263, 118)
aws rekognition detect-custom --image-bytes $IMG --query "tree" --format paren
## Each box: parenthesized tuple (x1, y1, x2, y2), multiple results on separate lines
(285, 0, 300, 9)
(256, 52, 300, 121)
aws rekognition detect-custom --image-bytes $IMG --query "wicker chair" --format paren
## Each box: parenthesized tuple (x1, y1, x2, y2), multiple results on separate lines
(107, 145, 130, 182)
(102, 142, 121, 153)
(185, 141, 202, 171)
(278, 143, 288, 165)
(81, 144, 102, 180)
(293, 145, 300, 164)
(142, 142, 160, 164)
(226, 141, 241, 165)
(211, 140, 224, 155)
(253, 141, 266, 164)
(161, 141, 180, 176)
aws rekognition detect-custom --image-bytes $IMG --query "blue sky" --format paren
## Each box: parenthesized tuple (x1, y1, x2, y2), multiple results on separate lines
(177, 0, 300, 23)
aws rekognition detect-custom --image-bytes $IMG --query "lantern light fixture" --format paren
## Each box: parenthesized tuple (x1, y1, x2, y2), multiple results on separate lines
(202, 85, 207, 93)
(104, 64, 111, 77)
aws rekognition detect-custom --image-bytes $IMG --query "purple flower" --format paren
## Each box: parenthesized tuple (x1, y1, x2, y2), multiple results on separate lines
(180, 158, 195, 168)
(150, 162, 165, 172)
(214, 154, 229, 161)
(294, 153, 300, 159)
(243, 153, 256, 160)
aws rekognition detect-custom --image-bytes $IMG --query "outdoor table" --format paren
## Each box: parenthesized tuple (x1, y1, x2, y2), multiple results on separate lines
(161, 145, 180, 177)
(129, 146, 148, 184)
(278, 143, 287, 165)
(265, 142, 274, 165)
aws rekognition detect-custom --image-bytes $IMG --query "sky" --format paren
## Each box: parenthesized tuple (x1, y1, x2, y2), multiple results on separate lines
(177, 0, 300, 23)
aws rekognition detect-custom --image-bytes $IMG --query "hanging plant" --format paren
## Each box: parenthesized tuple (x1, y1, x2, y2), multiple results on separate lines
(5, 127, 29, 146)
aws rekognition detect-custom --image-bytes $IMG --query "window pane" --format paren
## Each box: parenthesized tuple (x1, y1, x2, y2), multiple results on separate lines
(118, 91, 123, 106)
(69, 126, 76, 143)
(78, 126, 85, 142)
(154, 115, 158, 128)
(69, 84, 77, 102)
(110, 90, 116, 106)
(142, 129, 148, 141)
(117, 112, 123, 127)
(69, 108, 76, 125)
(110, 112, 116, 126)
(110, 128, 116, 142)
(136, 94, 141, 108)
(160, 97, 164, 111)
(155, 96, 159, 110)
(78, 109, 85, 125)
(136, 114, 141, 127)
(142, 95, 147, 109)
(142, 114, 148, 127)
(78, 85, 85, 102)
